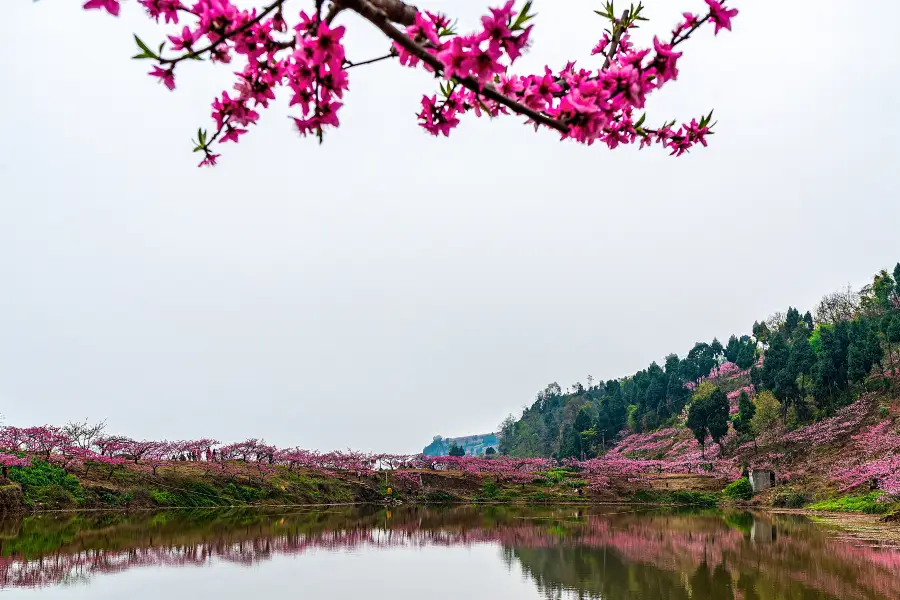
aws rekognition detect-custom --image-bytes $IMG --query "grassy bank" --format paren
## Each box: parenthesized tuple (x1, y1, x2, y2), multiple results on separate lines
(3, 460, 899, 520)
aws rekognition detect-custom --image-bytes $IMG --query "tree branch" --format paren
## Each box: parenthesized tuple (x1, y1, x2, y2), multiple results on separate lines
(341, 0, 569, 133)
(328, 0, 418, 26)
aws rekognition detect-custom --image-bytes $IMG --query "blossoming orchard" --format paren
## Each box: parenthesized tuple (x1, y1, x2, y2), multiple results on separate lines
(76, 0, 739, 166)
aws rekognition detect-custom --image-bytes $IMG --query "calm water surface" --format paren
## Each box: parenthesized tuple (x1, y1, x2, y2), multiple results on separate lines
(1, 505, 899, 599)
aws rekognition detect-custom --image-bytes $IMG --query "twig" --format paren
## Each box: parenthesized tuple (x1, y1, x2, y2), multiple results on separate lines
(672, 13, 712, 47)
(601, 10, 630, 71)
(342, 0, 568, 133)
(345, 51, 397, 69)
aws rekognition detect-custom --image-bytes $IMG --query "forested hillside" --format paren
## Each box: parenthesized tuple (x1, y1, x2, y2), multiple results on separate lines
(499, 262, 900, 462)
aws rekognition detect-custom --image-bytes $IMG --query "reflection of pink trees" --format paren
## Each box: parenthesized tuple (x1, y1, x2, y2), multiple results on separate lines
(2, 508, 900, 599)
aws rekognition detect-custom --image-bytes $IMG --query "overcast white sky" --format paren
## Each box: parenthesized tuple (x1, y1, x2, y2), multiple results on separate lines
(1, 0, 898, 453)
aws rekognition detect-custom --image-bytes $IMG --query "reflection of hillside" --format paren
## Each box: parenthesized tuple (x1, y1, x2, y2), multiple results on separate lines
(505, 512, 900, 600)
(0, 507, 898, 599)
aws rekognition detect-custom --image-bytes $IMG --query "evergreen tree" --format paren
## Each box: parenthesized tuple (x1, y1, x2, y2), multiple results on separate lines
(573, 406, 593, 434)
(848, 340, 869, 385)
(803, 311, 814, 332)
(736, 342, 756, 370)
(688, 342, 717, 379)
(679, 355, 701, 385)
(725, 335, 741, 363)
(750, 365, 762, 389)
(734, 391, 755, 436)
(706, 389, 730, 446)
(785, 307, 801, 332)
(813, 321, 851, 408)
(886, 315, 900, 389)
(686, 398, 709, 454)
(665, 373, 691, 418)
(894, 263, 900, 298)
(761, 334, 790, 397)
(873, 270, 896, 310)
(687, 386, 729, 454)
(752, 321, 771, 345)
(790, 334, 816, 399)
(866, 321, 885, 372)
(448, 444, 465, 457)
(848, 320, 876, 385)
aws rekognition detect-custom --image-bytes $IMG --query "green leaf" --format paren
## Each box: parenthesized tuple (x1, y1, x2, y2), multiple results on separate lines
(511, 0, 536, 31)
(635, 113, 646, 128)
(134, 34, 158, 59)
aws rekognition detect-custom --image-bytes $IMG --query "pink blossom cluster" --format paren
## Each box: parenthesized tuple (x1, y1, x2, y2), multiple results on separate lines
(567, 425, 741, 485)
(685, 361, 751, 391)
(80, 0, 739, 164)
(781, 395, 875, 447)
(727, 384, 754, 414)
(0, 453, 31, 470)
(831, 420, 900, 496)
(0, 422, 562, 484)
(726, 385, 754, 401)
(408, 2, 736, 152)
(563, 453, 740, 485)
(708, 361, 743, 380)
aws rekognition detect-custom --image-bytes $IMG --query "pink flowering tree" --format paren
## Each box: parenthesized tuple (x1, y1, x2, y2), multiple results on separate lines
(75, 0, 739, 166)
(0, 453, 31, 480)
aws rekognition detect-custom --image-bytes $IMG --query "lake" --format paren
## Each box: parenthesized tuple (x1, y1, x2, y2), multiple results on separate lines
(1, 505, 899, 599)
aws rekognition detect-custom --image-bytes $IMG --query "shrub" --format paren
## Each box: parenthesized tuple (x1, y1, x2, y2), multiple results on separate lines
(150, 489, 178, 506)
(479, 481, 500, 499)
(724, 478, 753, 501)
(8, 461, 80, 493)
(772, 490, 807, 508)
(807, 492, 890, 514)
(629, 490, 720, 507)
(424, 490, 456, 504)
(8, 461, 83, 507)
(526, 491, 553, 503)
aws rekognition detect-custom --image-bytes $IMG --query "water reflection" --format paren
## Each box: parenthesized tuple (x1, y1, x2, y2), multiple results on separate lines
(1, 505, 898, 599)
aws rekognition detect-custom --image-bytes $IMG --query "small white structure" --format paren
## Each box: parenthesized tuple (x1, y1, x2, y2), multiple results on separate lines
(751, 518, 777, 543)
(749, 469, 776, 493)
